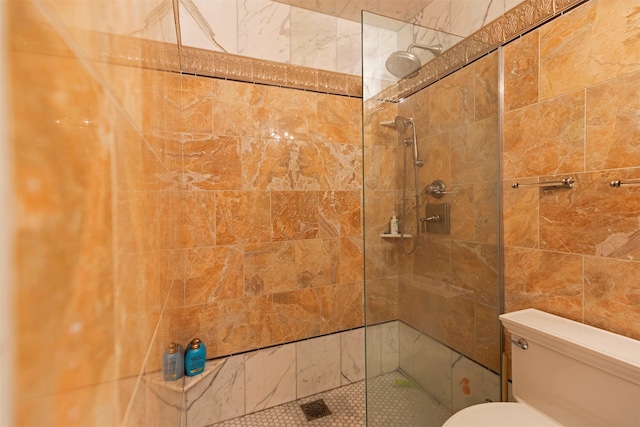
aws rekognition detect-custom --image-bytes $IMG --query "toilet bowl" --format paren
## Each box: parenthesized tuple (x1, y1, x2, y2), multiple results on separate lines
(443, 309, 640, 427)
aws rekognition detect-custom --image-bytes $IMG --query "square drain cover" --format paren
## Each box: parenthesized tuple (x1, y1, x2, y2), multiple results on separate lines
(300, 399, 332, 421)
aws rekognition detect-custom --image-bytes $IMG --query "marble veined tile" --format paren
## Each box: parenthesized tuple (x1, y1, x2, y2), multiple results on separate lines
(296, 334, 341, 398)
(291, 7, 337, 70)
(186, 356, 245, 426)
(366, 324, 382, 378)
(238, 0, 291, 63)
(398, 322, 419, 378)
(380, 321, 399, 374)
(414, 333, 453, 409)
(337, 18, 361, 75)
(341, 328, 365, 385)
(179, 0, 238, 53)
(451, 0, 503, 37)
(451, 354, 500, 412)
(416, 0, 451, 33)
(245, 344, 296, 412)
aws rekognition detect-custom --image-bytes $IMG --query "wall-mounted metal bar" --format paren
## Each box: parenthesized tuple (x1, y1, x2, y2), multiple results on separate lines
(610, 179, 640, 187)
(511, 177, 574, 189)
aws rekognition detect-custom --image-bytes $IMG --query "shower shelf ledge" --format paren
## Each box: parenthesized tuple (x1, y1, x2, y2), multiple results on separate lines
(380, 233, 413, 238)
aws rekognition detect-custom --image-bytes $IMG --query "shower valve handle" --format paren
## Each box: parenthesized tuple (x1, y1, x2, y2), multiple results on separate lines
(421, 215, 440, 223)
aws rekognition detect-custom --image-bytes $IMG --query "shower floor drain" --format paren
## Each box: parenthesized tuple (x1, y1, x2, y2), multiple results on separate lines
(300, 399, 332, 421)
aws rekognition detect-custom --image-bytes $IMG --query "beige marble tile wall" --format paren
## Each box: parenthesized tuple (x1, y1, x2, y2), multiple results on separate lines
(394, 51, 501, 373)
(165, 74, 365, 359)
(8, 1, 182, 426)
(502, 0, 640, 342)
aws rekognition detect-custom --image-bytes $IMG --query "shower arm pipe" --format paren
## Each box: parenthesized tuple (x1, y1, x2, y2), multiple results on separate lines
(407, 43, 443, 55)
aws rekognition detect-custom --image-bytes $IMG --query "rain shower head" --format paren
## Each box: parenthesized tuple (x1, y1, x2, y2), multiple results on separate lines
(385, 43, 443, 78)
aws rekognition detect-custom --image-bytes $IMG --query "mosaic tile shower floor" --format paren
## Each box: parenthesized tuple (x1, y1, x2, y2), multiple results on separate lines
(213, 371, 452, 427)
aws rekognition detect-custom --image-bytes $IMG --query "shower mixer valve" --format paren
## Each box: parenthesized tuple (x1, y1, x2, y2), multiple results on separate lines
(420, 214, 440, 232)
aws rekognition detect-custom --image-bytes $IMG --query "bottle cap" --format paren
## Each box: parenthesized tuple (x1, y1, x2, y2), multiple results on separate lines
(168, 344, 178, 354)
(190, 342, 200, 350)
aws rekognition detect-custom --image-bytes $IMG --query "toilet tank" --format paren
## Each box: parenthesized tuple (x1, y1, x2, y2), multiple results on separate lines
(500, 309, 640, 427)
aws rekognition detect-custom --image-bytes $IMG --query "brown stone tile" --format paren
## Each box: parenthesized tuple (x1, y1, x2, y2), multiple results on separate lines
(270, 289, 320, 342)
(398, 278, 423, 329)
(502, 178, 539, 248)
(180, 74, 213, 133)
(217, 296, 272, 356)
(540, 0, 640, 100)
(316, 141, 362, 191)
(504, 247, 583, 322)
(271, 191, 319, 241)
(265, 85, 317, 140)
(428, 65, 475, 135)
(475, 181, 499, 245)
(117, 191, 160, 252)
(162, 72, 183, 133)
(184, 246, 244, 305)
(340, 236, 364, 284)
(399, 86, 430, 139)
(539, 170, 640, 259)
(449, 184, 475, 241)
(242, 138, 322, 191)
(115, 130, 177, 192)
(451, 241, 499, 307)
(365, 277, 399, 325)
(182, 135, 242, 190)
(182, 303, 218, 357)
(213, 79, 266, 137)
(503, 91, 585, 179)
(215, 191, 271, 245)
(244, 242, 297, 296)
(314, 282, 363, 335)
(157, 191, 180, 250)
(475, 303, 500, 372)
(319, 191, 361, 238)
(429, 291, 476, 357)
(295, 238, 341, 288)
(418, 132, 451, 191)
(452, 116, 500, 184)
(504, 29, 539, 112)
(584, 257, 640, 340)
(176, 191, 216, 248)
(413, 234, 451, 283)
(317, 93, 361, 145)
(474, 51, 499, 121)
(586, 71, 640, 171)
(363, 144, 398, 191)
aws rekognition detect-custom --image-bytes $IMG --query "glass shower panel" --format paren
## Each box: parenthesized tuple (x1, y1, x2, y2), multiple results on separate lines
(362, 11, 501, 426)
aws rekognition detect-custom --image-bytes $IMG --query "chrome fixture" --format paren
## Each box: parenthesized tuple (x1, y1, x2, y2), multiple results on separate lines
(610, 179, 640, 187)
(511, 177, 574, 189)
(385, 43, 444, 78)
(425, 179, 447, 198)
(421, 203, 450, 234)
(379, 116, 423, 254)
(510, 338, 529, 350)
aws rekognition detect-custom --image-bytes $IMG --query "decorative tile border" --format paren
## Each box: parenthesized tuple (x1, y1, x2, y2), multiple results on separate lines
(374, 0, 589, 102)
(16, 0, 586, 101)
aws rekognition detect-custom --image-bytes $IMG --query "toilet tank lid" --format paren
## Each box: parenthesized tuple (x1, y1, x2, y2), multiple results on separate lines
(500, 309, 640, 384)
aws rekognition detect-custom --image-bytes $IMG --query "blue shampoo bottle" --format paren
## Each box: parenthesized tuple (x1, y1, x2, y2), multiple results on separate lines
(185, 340, 206, 376)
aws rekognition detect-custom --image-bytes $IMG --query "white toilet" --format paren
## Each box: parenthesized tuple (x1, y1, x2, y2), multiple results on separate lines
(443, 308, 640, 427)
